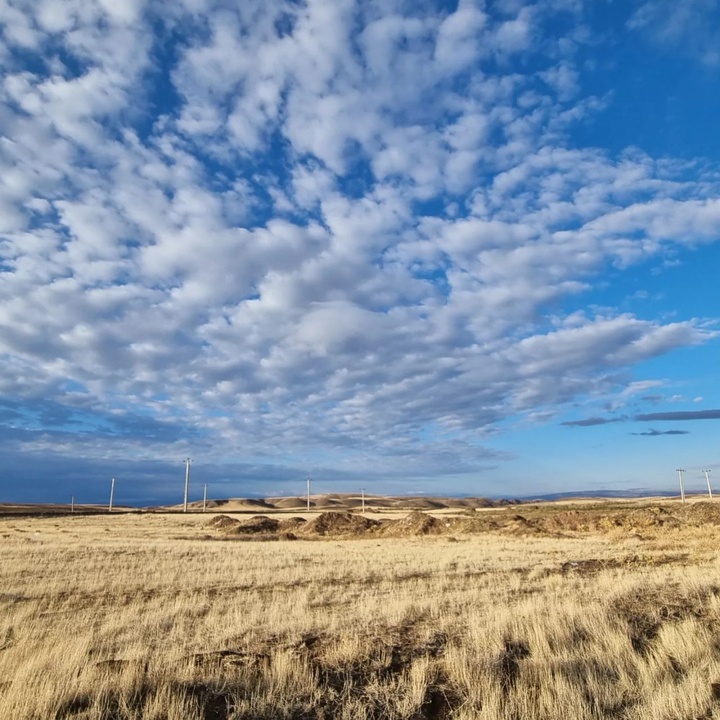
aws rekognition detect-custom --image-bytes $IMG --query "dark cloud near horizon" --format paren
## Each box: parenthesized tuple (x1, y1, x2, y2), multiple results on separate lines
(635, 409, 720, 421)
(565, 408, 720, 428)
(561, 416, 626, 427)
(0, 452, 358, 505)
(630, 428, 689, 436)
(0, 445, 446, 505)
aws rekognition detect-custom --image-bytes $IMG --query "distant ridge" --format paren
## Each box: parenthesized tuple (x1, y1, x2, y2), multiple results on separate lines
(1, 489, 690, 516)
(522, 489, 679, 502)
(178, 493, 516, 512)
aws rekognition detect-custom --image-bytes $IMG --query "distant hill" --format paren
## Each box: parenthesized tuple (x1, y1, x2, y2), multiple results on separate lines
(1, 488, 690, 517)
(522, 489, 678, 502)
(177, 493, 516, 512)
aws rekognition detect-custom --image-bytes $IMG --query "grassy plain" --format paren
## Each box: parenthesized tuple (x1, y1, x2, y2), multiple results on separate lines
(2, 500, 720, 719)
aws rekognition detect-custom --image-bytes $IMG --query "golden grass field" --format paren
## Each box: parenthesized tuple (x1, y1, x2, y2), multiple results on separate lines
(2, 498, 720, 719)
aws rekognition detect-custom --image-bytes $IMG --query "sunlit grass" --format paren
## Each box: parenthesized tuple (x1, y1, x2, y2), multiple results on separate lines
(1, 509, 720, 718)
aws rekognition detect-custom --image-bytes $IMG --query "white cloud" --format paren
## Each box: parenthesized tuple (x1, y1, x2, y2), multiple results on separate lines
(540, 62, 579, 101)
(0, 0, 719, 490)
(434, 4, 488, 75)
(628, 0, 720, 64)
(495, 7, 534, 53)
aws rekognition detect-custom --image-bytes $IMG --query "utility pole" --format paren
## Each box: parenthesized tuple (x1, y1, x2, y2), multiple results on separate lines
(306, 475, 311, 513)
(71, 496, 75, 514)
(109, 477, 115, 513)
(361, 488, 365, 515)
(183, 459, 192, 513)
(704, 469, 713, 500)
(676, 468, 685, 504)
(203, 483, 208, 512)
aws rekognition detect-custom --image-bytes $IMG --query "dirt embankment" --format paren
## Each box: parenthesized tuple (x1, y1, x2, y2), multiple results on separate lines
(205, 502, 720, 542)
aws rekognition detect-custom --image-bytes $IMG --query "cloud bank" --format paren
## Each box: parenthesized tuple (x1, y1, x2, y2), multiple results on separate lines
(630, 429, 689, 437)
(635, 410, 720, 422)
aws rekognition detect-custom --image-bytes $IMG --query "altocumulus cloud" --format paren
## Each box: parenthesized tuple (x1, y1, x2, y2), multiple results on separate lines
(0, 0, 719, 500)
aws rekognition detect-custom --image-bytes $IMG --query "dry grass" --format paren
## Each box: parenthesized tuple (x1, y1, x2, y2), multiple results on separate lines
(2, 505, 720, 718)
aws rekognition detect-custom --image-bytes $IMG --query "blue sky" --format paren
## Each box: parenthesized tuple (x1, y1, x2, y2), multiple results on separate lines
(1, 0, 719, 505)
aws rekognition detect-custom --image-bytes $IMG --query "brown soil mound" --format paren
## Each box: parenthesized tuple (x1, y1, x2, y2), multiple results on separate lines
(533, 506, 687, 535)
(280, 517, 307, 529)
(229, 516, 281, 534)
(301, 512, 381, 536)
(488, 504, 720, 537)
(502, 514, 551, 536)
(206, 502, 720, 541)
(456, 516, 503, 534)
(535, 510, 594, 534)
(383, 511, 444, 536)
(207, 515, 240, 530)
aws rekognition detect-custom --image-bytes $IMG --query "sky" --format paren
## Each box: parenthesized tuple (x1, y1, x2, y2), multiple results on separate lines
(1, 0, 719, 505)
